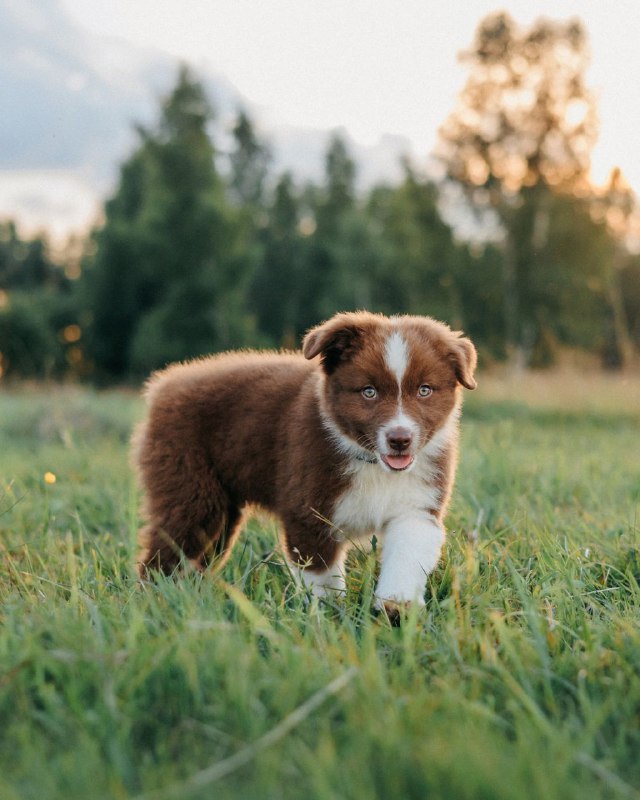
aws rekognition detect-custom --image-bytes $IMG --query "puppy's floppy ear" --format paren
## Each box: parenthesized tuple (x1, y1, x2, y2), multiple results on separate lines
(303, 314, 365, 374)
(449, 334, 477, 390)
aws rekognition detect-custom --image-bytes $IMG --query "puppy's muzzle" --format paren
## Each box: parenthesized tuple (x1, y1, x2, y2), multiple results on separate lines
(386, 426, 413, 453)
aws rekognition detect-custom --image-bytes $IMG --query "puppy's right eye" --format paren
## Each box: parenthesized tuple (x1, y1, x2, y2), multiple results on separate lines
(361, 386, 377, 400)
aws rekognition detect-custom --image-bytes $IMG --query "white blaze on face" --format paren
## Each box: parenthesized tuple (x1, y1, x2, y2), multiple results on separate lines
(384, 330, 409, 390)
(380, 329, 418, 467)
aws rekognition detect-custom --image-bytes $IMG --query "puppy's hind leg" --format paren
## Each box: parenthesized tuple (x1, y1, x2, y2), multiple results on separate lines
(134, 422, 242, 577)
(191, 505, 244, 573)
(137, 499, 241, 579)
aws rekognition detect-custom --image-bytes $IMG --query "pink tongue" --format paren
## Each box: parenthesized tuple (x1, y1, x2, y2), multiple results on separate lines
(383, 454, 414, 470)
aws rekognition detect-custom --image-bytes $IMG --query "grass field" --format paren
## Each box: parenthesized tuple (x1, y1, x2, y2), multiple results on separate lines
(1, 372, 640, 800)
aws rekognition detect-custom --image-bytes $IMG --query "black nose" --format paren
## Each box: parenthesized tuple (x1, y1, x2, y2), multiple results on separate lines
(386, 427, 413, 452)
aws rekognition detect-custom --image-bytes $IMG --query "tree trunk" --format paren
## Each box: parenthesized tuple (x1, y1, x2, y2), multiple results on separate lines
(502, 229, 522, 369)
(608, 260, 636, 370)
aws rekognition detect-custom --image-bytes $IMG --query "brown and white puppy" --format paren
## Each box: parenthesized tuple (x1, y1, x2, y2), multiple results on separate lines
(134, 311, 476, 610)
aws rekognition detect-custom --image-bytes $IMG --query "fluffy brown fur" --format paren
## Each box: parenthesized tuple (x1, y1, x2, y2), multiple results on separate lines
(133, 311, 476, 609)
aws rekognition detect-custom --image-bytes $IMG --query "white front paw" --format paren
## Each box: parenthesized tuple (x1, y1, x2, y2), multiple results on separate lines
(372, 592, 423, 627)
(375, 514, 444, 610)
(373, 590, 426, 610)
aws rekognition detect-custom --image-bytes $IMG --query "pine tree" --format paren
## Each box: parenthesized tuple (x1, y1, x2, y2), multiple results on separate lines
(250, 172, 305, 346)
(85, 66, 244, 378)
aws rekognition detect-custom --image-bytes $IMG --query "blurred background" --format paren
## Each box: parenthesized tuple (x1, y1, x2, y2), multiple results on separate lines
(1, 0, 639, 383)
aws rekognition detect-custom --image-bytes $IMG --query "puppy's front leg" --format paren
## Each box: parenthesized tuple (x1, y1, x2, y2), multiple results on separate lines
(284, 516, 347, 601)
(375, 513, 445, 608)
(291, 558, 347, 599)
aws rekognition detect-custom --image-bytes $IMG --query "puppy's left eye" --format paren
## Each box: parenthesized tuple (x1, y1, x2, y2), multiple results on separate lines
(418, 384, 432, 398)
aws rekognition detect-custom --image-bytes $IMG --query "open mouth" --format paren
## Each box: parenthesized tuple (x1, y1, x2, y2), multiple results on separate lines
(380, 453, 414, 471)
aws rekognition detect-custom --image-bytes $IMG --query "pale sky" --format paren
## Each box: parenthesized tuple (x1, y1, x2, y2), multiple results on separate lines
(3, 0, 639, 242)
(61, 0, 640, 193)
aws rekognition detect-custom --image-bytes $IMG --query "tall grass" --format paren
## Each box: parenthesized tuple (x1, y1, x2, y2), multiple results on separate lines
(1, 376, 639, 800)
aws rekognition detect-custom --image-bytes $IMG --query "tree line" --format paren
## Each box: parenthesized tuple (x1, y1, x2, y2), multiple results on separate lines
(1, 12, 639, 382)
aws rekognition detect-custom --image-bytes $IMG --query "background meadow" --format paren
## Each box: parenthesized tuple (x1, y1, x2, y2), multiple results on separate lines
(1, 373, 639, 800)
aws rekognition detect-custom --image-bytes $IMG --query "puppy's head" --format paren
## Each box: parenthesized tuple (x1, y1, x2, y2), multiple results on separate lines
(303, 312, 476, 471)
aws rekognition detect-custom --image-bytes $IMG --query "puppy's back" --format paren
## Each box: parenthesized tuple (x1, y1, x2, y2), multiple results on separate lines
(137, 351, 317, 508)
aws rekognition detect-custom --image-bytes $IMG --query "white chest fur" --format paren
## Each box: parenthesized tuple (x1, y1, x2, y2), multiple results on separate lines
(331, 458, 439, 537)
(330, 408, 458, 537)
(330, 446, 450, 605)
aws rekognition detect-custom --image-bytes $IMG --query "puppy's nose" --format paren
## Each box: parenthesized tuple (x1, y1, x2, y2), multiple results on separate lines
(386, 427, 413, 452)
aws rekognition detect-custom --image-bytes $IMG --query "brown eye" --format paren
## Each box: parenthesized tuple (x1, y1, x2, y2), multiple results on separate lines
(418, 384, 432, 398)
(361, 386, 377, 400)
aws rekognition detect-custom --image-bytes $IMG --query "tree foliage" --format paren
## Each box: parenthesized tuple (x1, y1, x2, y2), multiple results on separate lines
(438, 13, 613, 365)
(2, 26, 640, 383)
(0, 221, 66, 292)
(440, 12, 597, 197)
(85, 66, 246, 379)
(228, 110, 270, 210)
(0, 222, 79, 378)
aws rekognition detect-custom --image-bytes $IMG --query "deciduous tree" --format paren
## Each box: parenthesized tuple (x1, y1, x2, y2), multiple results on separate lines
(439, 12, 600, 365)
